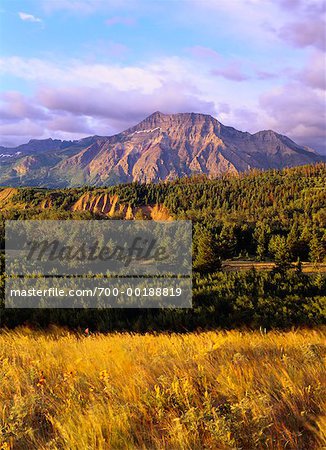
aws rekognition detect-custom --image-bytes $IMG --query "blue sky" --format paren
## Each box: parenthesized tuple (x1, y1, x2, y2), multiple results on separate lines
(0, 0, 325, 153)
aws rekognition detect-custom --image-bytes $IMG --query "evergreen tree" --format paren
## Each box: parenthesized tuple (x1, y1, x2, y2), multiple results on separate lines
(193, 226, 221, 273)
(268, 235, 291, 271)
(287, 222, 301, 259)
(254, 222, 270, 261)
(217, 223, 237, 258)
(309, 226, 325, 263)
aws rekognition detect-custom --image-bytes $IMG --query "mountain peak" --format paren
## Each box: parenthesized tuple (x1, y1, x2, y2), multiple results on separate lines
(133, 111, 220, 134)
(149, 111, 165, 118)
(0, 111, 323, 188)
(144, 111, 218, 122)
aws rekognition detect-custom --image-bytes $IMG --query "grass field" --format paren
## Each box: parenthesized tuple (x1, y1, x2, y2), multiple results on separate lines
(0, 328, 325, 450)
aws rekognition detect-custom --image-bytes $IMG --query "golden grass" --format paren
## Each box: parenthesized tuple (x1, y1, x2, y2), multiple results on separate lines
(0, 328, 325, 450)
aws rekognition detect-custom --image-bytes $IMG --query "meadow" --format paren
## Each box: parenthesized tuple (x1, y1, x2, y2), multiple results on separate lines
(0, 165, 325, 449)
(0, 328, 325, 450)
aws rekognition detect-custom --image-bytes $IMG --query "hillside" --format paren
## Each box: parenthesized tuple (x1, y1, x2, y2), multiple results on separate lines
(0, 112, 323, 188)
(0, 164, 325, 330)
(0, 163, 324, 262)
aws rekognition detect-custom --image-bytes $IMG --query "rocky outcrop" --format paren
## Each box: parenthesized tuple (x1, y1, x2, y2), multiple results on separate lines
(71, 192, 173, 220)
(0, 188, 18, 208)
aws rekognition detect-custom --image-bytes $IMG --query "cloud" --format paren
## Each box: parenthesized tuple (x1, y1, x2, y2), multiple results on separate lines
(189, 46, 278, 82)
(18, 12, 42, 23)
(0, 56, 164, 93)
(0, 57, 216, 146)
(188, 0, 326, 55)
(0, 119, 44, 142)
(185, 0, 282, 47)
(212, 63, 250, 82)
(0, 91, 93, 144)
(296, 51, 326, 90)
(260, 82, 326, 152)
(276, 0, 302, 10)
(216, 102, 231, 114)
(256, 70, 277, 80)
(0, 51, 324, 154)
(36, 81, 216, 124)
(271, 0, 326, 50)
(188, 46, 220, 60)
(46, 115, 92, 134)
(278, 18, 326, 50)
(0, 91, 48, 121)
(0, 57, 68, 83)
(188, 47, 251, 82)
(232, 107, 261, 130)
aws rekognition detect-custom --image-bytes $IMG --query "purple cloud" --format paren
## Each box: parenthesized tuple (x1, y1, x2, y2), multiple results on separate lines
(36, 81, 216, 123)
(297, 51, 326, 90)
(212, 64, 250, 82)
(0, 92, 92, 146)
(217, 102, 231, 114)
(0, 91, 48, 121)
(0, 80, 217, 146)
(189, 47, 252, 82)
(278, 18, 326, 50)
(188, 46, 220, 60)
(0, 119, 44, 146)
(276, 0, 302, 10)
(260, 82, 326, 153)
(256, 70, 277, 80)
(47, 115, 92, 134)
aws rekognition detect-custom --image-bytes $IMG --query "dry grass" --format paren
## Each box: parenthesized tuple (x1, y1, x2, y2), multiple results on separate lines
(0, 328, 325, 450)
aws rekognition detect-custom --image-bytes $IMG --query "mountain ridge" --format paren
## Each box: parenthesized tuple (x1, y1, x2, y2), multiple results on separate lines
(0, 112, 323, 187)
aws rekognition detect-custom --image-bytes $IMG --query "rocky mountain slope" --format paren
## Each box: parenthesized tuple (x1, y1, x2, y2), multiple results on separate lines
(0, 112, 323, 187)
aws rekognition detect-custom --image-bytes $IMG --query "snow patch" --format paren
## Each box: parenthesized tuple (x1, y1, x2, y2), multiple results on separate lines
(129, 127, 161, 136)
(0, 151, 22, 158)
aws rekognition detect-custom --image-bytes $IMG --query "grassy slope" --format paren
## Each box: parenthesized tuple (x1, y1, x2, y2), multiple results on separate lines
(0, 328, 325, 449)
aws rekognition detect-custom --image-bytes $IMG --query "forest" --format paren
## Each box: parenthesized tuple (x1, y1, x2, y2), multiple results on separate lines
(0, 163, 325, 330)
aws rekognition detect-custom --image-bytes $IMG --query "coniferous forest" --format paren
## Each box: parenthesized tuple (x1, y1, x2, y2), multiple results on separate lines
(0, 163, 325, 330)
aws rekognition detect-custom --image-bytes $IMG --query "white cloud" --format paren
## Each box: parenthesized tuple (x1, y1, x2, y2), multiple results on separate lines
(0, 57, 163, 93)
(18, 12, 42, 23)
(0, 53, 325, 153)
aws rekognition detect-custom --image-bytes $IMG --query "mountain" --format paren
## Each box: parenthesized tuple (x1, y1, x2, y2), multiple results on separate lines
(0, 112, 323, 187)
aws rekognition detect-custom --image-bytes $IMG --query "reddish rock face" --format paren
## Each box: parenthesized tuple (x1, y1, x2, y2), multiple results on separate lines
(0, 112, 323, 187)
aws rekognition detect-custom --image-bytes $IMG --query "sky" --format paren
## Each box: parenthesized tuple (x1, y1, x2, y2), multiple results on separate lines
(0, 0, 325, 154)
